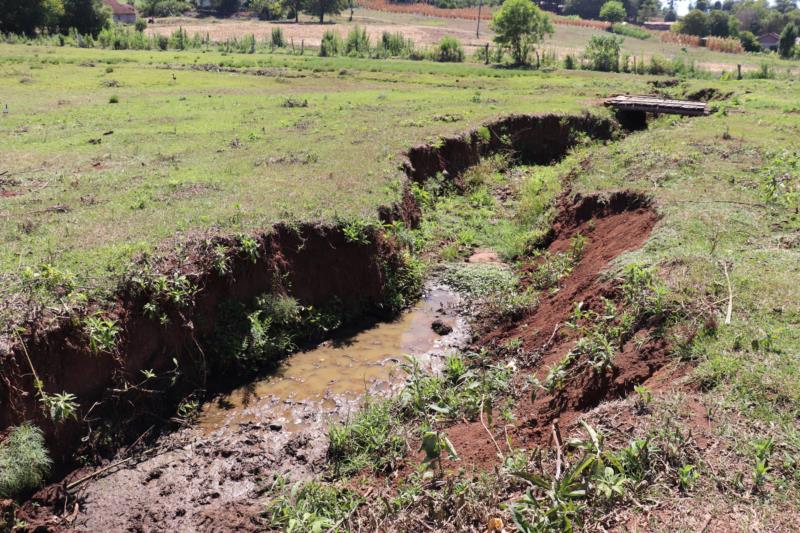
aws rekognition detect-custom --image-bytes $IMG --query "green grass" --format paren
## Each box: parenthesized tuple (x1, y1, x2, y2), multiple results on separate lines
(0, 42, 646, 326)
(0, 423, 52, 499)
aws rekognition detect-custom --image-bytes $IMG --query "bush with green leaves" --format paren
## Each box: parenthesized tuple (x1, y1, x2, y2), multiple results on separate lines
(599, 0, 626, 22)
(0, 424, 52, 499)
(491, 0, 554, 65)
(583, 34, 622, 72)
(432, 36, 464, 62)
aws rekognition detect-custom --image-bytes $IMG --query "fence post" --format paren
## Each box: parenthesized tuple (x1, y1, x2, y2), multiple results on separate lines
(485, 43, 489, 65)
(737, 64, 742, 80)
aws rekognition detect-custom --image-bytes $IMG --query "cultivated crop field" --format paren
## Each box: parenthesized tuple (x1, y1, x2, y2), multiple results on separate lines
(1, 10, 800, 532)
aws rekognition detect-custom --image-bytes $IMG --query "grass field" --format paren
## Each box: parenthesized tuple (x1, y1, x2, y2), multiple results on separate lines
(0, 42, 646, 324)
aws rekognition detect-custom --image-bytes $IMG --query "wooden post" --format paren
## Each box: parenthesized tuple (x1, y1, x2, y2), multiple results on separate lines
(291, 38, 295, 54)
(737, 64, 742, 80)
(476, 0, 483, 38)
(485, 43, 489, 65)
(301, 40, 304, 55)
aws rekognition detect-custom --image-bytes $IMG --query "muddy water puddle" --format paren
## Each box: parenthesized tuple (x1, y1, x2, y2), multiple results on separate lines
(198, 285, 465, 433)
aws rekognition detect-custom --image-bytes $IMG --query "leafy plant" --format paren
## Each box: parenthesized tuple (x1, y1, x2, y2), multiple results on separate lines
(84, 314, 120, 354)
(677, 464, 699, 491)
(39, 391, 79, 422)
(433, 36, 464, 62)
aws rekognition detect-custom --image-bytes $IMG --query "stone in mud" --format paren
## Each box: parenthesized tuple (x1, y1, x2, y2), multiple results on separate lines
(431, 320, 452, 336)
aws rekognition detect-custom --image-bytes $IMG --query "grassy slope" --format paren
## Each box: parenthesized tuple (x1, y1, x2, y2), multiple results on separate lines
(0, 44, 641, 313)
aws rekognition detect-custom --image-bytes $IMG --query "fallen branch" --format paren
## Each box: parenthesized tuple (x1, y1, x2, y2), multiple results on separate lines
(721, 261, 733, 325)
(479, 396, 503, 458)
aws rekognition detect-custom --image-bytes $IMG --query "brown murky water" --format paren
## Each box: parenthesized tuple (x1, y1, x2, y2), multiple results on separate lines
(198, 286, 463, 432)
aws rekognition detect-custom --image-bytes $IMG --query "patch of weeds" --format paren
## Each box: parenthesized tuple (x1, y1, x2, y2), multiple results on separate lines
(237, 234, 261, 263)
(328, 399, 406, 477)
(0, 424, 51, 499)
(510, 422, 661, 531)
(206, 293, 343, 375)
(381, 250, 425, 315)
(444, 263, 537, 323)
(338, 217, 374, 245)
(264, 477, 361, 532)
(108, 95, 119, 104)
(83, 314, 120, 355)
(281, 97, 308, 108)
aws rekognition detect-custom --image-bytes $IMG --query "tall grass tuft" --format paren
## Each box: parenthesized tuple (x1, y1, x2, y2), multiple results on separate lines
(0, 424, 52, 499)
(345, 26, 370, 57)
(319, 30, 342, 57)
(271, 27, 285, 48)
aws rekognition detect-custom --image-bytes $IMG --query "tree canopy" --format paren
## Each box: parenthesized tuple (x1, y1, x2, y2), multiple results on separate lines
(599, 0, 626, 22)
(303, 0, 347, 23)
(491, 0, 554, 65)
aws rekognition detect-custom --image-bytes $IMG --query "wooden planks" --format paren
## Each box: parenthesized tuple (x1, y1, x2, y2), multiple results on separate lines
(604, 95, 710, 116)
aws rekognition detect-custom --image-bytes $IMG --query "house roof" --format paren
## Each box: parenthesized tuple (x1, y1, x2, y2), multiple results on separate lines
(103, 0, 136, 16)
(758, 32, 780, 42)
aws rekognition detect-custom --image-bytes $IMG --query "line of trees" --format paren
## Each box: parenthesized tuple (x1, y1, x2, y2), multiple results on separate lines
(674, 0, 800, 57)
(0, 0, 110, 37)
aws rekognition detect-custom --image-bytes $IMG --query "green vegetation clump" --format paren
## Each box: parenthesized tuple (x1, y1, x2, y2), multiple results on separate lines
(265, 477, 361, 532)
(583, 35, 622, 72)
(433, 36, 465, 62)
(0, 424, 51, 499)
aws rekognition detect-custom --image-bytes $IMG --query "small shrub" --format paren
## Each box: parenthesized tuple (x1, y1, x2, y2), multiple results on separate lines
(433, 36, 464, 62)
(345, 26, 370, 57)
(0, 424, 52, 499)
(271, 27, 285, 48)
(135, 19, 148, 32)
(319, 30, 342, 57)
(109, 95, 119, 104)
(583, 35, 622, 72)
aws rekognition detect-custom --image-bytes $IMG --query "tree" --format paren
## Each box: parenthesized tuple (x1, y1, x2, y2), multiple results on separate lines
(0, 0, 63, 36)
(707, 9, 738, 36)
(679, 9, 709, 36)
(599, 0, 626, 22)
(562, 0, 606, 20)
(636, 0, 660, 22)
(738, 30, 761, 51)
(281, 0, 304, 22)
(303, 0, 346, 23)
(61, 0, 109, 36)
(774, 0, 797, 14)
(695, 0, 710, 11)
(491, 0, 554, 65)
(779, 22, 798, 57)
(213, 0, 240, 16)
(664, 0, 677, 21)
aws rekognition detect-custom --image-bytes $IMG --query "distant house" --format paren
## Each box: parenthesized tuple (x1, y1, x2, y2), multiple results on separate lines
(758, 32, 780, 51)
(103, 0, 137, 24)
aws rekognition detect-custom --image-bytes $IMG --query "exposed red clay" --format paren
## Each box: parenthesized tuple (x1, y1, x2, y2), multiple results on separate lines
(443, 190, 664, 470)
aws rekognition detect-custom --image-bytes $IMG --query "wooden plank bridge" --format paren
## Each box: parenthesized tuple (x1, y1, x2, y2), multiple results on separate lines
(604, 95, 710, 116)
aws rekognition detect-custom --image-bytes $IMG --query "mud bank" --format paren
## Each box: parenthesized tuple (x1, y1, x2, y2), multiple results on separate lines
(0, 223, 413, 468)
(402, 113, 618, 185)
(445, 190, 664, 468)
